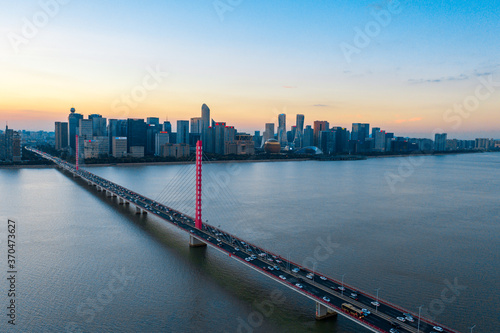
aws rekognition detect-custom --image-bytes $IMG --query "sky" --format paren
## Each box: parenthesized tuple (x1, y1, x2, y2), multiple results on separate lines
(0, 0, 499, 139)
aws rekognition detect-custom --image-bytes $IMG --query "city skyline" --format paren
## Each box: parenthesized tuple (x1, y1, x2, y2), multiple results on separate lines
(1, 1, 499, 138)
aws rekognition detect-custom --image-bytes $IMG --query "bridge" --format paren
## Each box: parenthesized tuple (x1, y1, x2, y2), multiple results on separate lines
(27, 143, 460, 333)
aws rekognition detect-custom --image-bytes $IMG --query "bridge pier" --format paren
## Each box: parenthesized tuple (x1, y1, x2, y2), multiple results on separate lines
(106, 190, 112, 197)
(97, 186, 102, 192)
(119, 198, 124, 205)
(189, 235, 207, 247)
(135, 206, 147, 214)
(315, 303, 337, 320)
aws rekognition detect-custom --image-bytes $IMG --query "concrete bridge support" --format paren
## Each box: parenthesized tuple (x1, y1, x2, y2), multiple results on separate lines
(97, 186, 102, 192)
(135, 206, 147, 215)
(106, 190, 112, 197)
(118, 198, 124, 205)
(315, 303, 337, 320)
(189, 235, 207, 247)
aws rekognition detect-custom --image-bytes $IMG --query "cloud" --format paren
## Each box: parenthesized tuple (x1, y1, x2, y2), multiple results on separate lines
(408, 70, 495, 84)
(313, 104, 329, 107)
(395, 117, 423, 124)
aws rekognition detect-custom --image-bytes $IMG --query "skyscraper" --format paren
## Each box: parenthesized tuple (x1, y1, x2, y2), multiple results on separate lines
(190, 117, 202, 134)
(127, 118, 147, 153)
(294, 114, 305, 148)
(351, 123, 370, 142)
(214, 122, 226, 155)
(68, 107, 83, 155)
(147, 117, 160, 126)
(163, 121, 172, 133)
(313, 121, 329, 147)
(303, 125, 314, 147)
(146, 124, 161, 155)
(89, 114, 107, 137)
(201, 104, 210, 149)
(55, 122, 69, 150)
(262, 123, 275, 145)
(278, 114, 287, 146)
(177, 120, 190, 144)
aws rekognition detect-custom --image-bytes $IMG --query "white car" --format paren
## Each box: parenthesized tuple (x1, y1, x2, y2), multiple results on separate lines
(338, 286, 345, 291)
(292, 268, 300, 273)
(433, 327, 444, 332)
(279, 275, 286, 280)
(371, 301, 380, 307)
(396, 317, 405, 322)
(322, 296, 330, 302)
(319, 276, 327, 281)
(295, 283, 303, 289)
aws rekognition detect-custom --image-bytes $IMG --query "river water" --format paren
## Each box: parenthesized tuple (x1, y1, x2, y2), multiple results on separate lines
(0, 152, 498, 332)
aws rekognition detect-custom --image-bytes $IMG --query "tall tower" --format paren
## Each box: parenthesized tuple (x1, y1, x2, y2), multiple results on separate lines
(294, 114, 304, 148)
(201, 104, 210, 151)
(68, 107, 83, 156)
(278, 114, 286, 146)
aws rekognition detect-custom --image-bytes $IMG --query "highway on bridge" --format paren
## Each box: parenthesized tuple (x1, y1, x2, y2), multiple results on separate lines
(28, 148, 460, 333)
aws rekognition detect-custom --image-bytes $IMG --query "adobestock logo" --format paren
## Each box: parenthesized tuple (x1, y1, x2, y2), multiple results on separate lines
(111, 65, 169, 118)
(7, 0, 71, 54)
(340, 0, 403, 63)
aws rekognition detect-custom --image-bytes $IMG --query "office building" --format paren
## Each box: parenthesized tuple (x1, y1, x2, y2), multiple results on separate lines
(201, 104, 210, 151)
(55, 122, 68, 150)
(262, 123, 275, 144)
(127, 119, 147, 153)
(352, 123, 370, 142)
(434, 133, 447, 151)
(155, 132, 170, 156)
(214, 122, 226, 155)
(278, 114, 287, 146)
(147, 117, 160, 126)
(303, 125, 314, 147)
(163, 121, 172, 133)
(313, 121, 329, 147)
(190, 117, 202, 134)
(177, 120, 190, 144)
(294, 114, 305, 148)
(112, 137, 128, 158)
(161, 143, 190, 158)
(89, 114, 107, 137)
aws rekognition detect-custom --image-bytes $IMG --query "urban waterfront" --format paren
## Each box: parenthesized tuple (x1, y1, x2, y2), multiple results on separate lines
(1, 153, 498, 332)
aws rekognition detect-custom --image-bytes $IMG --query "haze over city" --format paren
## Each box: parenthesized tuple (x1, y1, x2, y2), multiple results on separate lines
(1, 0, 499, 138)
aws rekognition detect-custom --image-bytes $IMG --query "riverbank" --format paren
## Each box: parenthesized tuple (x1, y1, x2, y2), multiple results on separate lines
(1, 150, 494, 168)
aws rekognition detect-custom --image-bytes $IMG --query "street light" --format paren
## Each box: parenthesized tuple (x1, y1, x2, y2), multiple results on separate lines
(374, 288, 381, 313)
(417, 305, 423, 333)
(469, 324, 476, 333)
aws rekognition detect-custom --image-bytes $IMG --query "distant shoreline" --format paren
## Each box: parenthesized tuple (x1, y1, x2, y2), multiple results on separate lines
(1, 150, 494, 169)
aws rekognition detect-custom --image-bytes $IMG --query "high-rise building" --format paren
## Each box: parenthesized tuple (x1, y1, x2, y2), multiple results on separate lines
(303, 125, 314, 147)
(112, 137, 127, 158)
(434, 133, 447, 151)
(177, 120, 189, 144)
(352, 123, 370, 142)
(155, 132, 170, 156)
(55, 122, 69, 150)
(147, 117, 160, 126)
(278, 114, 287, 146)
(190, 117, 202, 134)
(214, 122, 226, 155)
(374, 129, 386, 152)
(201, 104, 210, 150)
(253, 131, 262, 149)
(163, 121, 172, 133)
(89, 114, 107, 137)
(68, 107, 83, 155)
(146, 124, 161, 155)
(223, 126, 236, 155)
(262, 123, 275, 144)
(319, 131, 335, 154)
(108, 119, 127, 154)
(84, 137, 109, 159)
(294, 114, 305, 148)
(313, 121, 329, 147)
(79, 119, 93, 138)
(127, 119, 147, 153)
(12, 131, 21, 162)
(331, 127, 349, 153)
